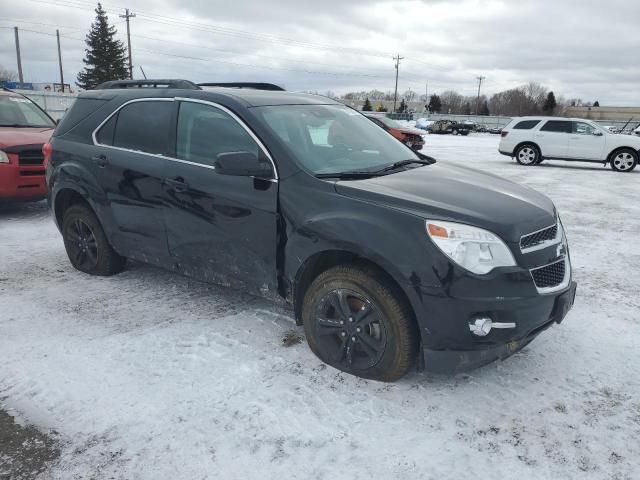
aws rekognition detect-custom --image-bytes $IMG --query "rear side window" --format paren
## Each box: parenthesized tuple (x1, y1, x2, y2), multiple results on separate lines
(540, 120, 571, 133)
(176, 101, 259, 166)
(513, 120, 540, 130)
(56, 98, 108, 137)
(96, 114, 116, 145)
(110, 101, 172, 155)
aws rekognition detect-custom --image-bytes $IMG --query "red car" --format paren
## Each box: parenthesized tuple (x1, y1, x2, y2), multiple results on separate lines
(0, 89, 55, 202)
(365, 114, 426, 151)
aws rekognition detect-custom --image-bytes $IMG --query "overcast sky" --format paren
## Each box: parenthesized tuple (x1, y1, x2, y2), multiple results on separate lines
(1, 0, 638, 104)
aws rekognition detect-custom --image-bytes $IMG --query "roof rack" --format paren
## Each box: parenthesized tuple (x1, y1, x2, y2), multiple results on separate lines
(94, 79, 201, 90)
(197, 82, 285, 91)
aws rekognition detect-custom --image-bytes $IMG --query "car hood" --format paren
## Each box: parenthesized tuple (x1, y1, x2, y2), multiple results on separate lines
(398, 127, 426, 136)
(334, 163, 556, 242)
(0, 127, 54, 149)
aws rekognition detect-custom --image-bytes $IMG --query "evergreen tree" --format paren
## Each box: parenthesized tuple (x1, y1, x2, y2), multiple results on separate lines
(463, 102, 471, 115)
(362, 97, 373, 111)
(77, 3, 128, 90)
(428, 94, 442, 113)
(542, 91, 557, 114)
(397, 99, 407, 113)
(593, 100, 600, 107)
(479, 99, 490, 116)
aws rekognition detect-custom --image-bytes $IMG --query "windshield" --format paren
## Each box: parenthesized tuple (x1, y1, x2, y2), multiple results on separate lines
(0, 96, 56, 128)
(255, 104, 419, 175)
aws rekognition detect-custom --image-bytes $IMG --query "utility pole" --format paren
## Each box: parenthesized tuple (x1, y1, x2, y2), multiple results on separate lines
(475, 75, 486, 114)
(120, 9, 136, 79)
(14, 27, 24, 84)
(56, 29, 64, 93)
(393, 54, 404, 113)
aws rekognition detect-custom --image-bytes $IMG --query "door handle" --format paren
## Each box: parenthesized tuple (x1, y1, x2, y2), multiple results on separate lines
(165, 177, 189, 193)
(92, 154, 108, 168)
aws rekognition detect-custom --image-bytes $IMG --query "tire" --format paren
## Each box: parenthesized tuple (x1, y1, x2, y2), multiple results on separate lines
(514, 144, 540, 166)
(61, 204, 126, 276)
(609, 148, 638, 172)
(452, 129, 459, 135)
(302, 264, 417, 382)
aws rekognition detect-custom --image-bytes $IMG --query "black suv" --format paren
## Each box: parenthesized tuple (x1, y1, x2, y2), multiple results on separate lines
(46, 80, 576, 381)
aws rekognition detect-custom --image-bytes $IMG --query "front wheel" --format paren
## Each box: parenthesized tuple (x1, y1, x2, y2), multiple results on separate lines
(452, 129, 459, 135)
(302, 265, 417, 382)
(609, 149, 638, 172)
(514, 144, 540, 166)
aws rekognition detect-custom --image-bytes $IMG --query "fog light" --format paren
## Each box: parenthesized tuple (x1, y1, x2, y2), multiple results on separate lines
(469, 317, 493, 336)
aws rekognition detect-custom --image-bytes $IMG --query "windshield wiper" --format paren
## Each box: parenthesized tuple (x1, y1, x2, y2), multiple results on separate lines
(316, 171, 380, 179)
(374, 159, 432, 174)
(0, 124, 51, 128)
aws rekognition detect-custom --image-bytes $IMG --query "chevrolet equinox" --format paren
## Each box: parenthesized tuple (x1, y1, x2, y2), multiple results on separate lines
(46, 80, 577, 381)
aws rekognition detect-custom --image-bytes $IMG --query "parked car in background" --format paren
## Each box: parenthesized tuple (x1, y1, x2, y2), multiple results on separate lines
(47, 80, 576, 381)
(634, 126, 640, 137)
(0, 88, 55, 202)
(365, 114, 425, 151)
(428, 120, 471, 136)
(499, 116, 640, 172)
(601, 125, 620, 134)
(488, 127, 503, 134)
(415, 117, 433, 131)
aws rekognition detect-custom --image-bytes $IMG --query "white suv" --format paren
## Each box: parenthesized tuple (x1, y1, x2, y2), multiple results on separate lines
(499, 117, 640, 172)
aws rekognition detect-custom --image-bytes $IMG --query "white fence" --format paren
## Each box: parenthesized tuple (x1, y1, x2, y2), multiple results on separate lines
(15, 90, 78, 120)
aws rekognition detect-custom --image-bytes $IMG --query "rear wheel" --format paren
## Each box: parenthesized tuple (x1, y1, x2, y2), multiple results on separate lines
(62, 204, 126, 276)
(514, 144, 540, 166)
(452, 129, 459, 135)
(609, 149, 637, 172)
(302, 265, 417, 382)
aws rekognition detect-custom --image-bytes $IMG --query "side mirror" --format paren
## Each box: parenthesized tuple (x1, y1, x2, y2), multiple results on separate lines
(592, 130, 603, 136)
(215, 151, 272, 178)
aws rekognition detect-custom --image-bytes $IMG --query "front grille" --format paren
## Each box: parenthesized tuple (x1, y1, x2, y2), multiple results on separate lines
(18, 149, 44, 166)
(19, 170, 45, 177)
(520, 224, 558, 251)
(531, 259, 565, 289)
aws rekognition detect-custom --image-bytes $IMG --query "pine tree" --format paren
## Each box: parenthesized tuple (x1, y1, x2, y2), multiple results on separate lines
(542, 91, 557, 115)
(479, 99, 490, 116)
(362, 97, 373, 111)
(593, 100, 600, 107)
(397, 99, 407, 113)
(77, 3, 129, 90)
(428, 94, 442, 113)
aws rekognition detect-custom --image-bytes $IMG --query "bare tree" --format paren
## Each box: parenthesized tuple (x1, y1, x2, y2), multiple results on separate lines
(440, 90, 464, 114)
(0, 66, 18, 82)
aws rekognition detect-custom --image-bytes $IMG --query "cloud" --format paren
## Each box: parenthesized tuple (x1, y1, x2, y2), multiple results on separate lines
(0, 0, 638, 104)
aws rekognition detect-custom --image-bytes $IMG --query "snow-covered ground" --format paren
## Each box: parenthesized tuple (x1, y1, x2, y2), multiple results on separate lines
(1, 134, 639, 479)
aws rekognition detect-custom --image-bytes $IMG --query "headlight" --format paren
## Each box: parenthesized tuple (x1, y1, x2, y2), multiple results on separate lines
(426, 220, 516, 274)
(0, 150, 9, 163)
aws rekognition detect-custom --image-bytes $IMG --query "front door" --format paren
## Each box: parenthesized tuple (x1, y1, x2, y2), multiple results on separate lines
(567, 121, 606, 160)
(162, 100, 279, 297)
(92, 98, 172, 263)
(535, 120, 571, 158)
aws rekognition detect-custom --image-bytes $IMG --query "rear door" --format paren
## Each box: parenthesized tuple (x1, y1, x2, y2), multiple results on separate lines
(92, 98, 172, 264)
(162, 99, 279, 296)
(535, 120, 571, 158)
(567, 121, 606, 160)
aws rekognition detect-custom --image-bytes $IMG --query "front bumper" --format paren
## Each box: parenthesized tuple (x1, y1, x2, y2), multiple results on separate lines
(0, 156, 47, 200)
(420, 280, 577, 373)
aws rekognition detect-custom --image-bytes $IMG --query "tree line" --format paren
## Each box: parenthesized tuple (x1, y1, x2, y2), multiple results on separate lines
(352, 83, 600, 116)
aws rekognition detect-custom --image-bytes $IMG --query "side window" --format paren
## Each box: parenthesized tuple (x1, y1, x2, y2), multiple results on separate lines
(573, 122, 595, 135)
(513, 120, 541, 130)
(176, 102, 259, 166)
(111, 101, 172, 154)
(540, 120, 571, 133)
(96, 114, 116, 146)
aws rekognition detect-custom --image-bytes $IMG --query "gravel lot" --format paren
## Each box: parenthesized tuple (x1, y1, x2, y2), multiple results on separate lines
(1, 134, 639, 479)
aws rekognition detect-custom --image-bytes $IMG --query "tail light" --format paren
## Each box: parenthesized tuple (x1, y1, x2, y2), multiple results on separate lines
(42, 142, 52, 167)
(500, 131, 509, 138)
